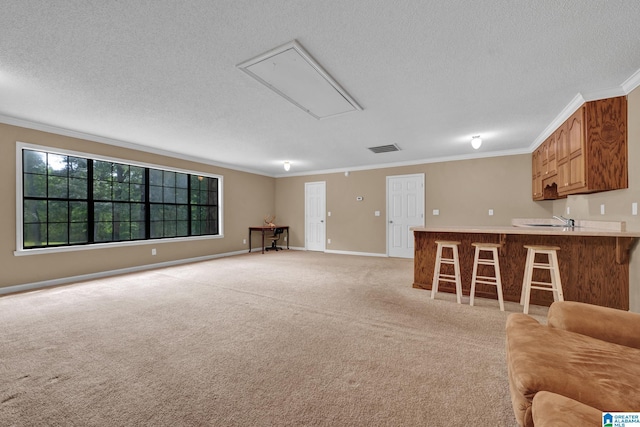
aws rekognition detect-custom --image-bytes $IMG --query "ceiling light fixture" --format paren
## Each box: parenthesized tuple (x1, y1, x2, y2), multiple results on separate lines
(283, 161, 291, 171)
(471, 135, 482, 150)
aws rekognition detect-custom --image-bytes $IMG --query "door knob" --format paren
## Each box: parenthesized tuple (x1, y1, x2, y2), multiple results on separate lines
(389, 220, 393, 223)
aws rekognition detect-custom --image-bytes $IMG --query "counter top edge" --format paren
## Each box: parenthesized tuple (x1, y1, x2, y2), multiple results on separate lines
(410, 225, 640, 237)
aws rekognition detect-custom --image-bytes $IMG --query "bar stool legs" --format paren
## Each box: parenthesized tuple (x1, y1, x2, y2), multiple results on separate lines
(469, 243, 504, 311)
(431, 241, 462, 304)
(521, 245, 564, 314)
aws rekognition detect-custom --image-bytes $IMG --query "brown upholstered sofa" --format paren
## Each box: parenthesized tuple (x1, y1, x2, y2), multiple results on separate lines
(505, 301, 640, 427)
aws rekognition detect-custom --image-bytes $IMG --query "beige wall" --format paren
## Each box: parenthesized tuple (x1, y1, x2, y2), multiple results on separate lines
(1, 123, 275, 289)
(275, 155, 553, 253)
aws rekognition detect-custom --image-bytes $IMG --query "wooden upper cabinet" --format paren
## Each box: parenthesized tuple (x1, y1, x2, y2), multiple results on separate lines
(532, 147, 543, 200)
(558, 107, 587, 193)
(532, 96, 627, 200)
(546, 134, 557, 176)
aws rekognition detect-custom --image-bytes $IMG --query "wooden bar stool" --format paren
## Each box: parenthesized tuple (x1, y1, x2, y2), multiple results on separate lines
(520, 245, 564, 314)
(469, 242, 504, 311)
(431, 240, 462, 304)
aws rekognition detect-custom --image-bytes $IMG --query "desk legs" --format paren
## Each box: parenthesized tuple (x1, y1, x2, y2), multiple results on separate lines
(248, 230, 266, 254)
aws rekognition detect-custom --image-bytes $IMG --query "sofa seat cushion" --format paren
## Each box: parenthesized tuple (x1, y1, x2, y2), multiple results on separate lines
(506, 313, 640, 427)
(532, 391, 601, 427)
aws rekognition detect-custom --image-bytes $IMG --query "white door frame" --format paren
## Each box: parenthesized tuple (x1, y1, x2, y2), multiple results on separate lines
(305, 181, 326, 252)
(386, 173, 425, 258)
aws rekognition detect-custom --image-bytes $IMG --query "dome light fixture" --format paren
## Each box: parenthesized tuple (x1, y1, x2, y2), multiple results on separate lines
(283, 161, 291, 171)
(471, 135, 482, 150)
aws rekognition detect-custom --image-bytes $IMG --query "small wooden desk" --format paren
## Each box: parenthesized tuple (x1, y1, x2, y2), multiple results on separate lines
(248, 226, 289, 254)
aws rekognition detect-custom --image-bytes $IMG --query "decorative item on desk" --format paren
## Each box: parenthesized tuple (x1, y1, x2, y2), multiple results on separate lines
(264, 215, 276, 228)
(283, 161, 291, 171)
(471, 135, 482, 149)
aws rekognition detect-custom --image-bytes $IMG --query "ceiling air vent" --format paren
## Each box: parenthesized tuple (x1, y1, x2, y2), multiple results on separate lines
(368, 144, 400, 154)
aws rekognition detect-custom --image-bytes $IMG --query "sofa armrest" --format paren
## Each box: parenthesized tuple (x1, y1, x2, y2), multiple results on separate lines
(548, 301, 640, 349)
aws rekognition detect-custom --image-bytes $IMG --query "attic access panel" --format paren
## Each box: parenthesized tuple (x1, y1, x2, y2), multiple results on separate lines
(237, 40, 362, 119)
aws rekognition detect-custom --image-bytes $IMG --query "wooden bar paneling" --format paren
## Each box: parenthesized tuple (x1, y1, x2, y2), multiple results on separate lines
(414, 231, 629, 310)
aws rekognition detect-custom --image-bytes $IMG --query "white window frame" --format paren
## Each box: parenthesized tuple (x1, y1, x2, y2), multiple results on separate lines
(15, 141, 224, 256)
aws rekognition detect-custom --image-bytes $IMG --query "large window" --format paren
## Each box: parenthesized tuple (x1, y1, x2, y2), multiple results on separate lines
(20, 147, 221, 250)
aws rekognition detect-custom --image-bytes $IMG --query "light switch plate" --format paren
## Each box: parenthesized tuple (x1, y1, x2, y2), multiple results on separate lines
(433, 209, 440, 216)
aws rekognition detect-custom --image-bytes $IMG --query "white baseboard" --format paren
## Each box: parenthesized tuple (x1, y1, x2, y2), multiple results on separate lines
(1, 249, 247, 296)
(324, 249, 388, 257)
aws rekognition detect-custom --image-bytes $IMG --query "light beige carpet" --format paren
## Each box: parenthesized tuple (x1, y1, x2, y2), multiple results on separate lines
(0, 251, 546, 426)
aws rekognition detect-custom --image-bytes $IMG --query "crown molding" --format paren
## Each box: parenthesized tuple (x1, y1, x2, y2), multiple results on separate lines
(529, 93, 586, 150)
(0, 113, 274, 177)
(622, 68, 640, 94)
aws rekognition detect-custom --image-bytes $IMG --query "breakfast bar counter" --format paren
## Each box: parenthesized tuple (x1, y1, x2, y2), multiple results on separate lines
(412, 221, 640, 310)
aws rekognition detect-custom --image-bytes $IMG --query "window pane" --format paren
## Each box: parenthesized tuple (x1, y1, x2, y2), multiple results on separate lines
(24, 150, 47, 174)
(164, 205, 176, 221)
(149, 185, 162, 203)
(48, 154, 68, 176)
(95, 222, 113, 242)
(49, 201, 68, 223)
(24, 174, 47, 198)
(24, 200, 47, 224)
(114, 222, 131, 241)
(48, 176, 68, 198)
(131, 203, 145, 221)
(69, 177, 87, 199)
(176, 188, 188, 204)
(114, 164, 129, 183)
(70, 202, 88, 222)
(94, 202, 113, 222)
(70, 223, 88, 244)
(163, 171, 175, 187)
(94, 161, 112, 181)
(93, 180, 111, 200)
(164, 221, 176, 237)
(48, 223, 68, 245)
(114, 203, 130, 221)
(163, 186, 175, 203)
(177, 205, 188, 220)
(150, 221, 163, 238)
(113, 182, 129, 201)
(132, 222, 146, 239)
(177, 221, 188, 236)
(176, 173, 188, 188)
(149, 169, 163, 186)
(130, 184, 144, 202)
(130, 166, 145, 184)
(24, 223, 46, 248)
(150, 205, 163, 221)
(69, 157, 88, 178)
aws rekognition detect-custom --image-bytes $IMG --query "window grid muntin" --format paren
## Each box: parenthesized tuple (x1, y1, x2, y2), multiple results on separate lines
(21, 148, 220, 249)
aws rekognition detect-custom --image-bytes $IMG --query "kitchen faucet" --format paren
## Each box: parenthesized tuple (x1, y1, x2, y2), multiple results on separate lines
(553, 215, 575, 227)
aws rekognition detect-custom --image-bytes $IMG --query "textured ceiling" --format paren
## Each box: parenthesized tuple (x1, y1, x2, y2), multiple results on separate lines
(1, 1, 640, 177)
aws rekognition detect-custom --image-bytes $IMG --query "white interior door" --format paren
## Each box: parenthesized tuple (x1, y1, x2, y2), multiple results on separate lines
(387, 174, 425, 258)
(305, 181, 326, 251)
